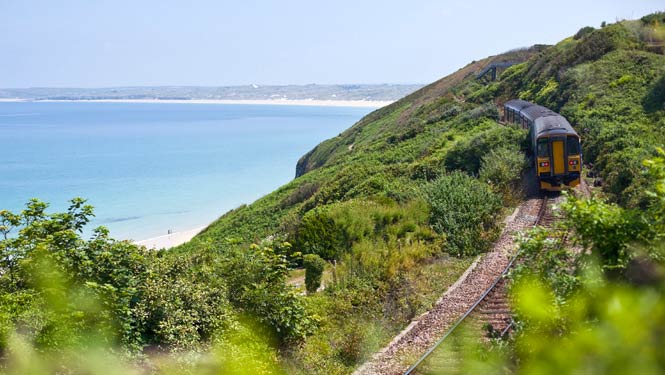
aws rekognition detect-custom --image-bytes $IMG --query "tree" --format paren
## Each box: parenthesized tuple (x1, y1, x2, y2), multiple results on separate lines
(303, 254, 326, 294)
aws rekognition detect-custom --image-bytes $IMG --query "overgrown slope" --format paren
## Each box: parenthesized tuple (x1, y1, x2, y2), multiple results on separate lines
(176, 15, 664, 372)
(182, 48, 537, 250)
(495, 17, 665, 207)
(172, 45, 538, 374)
(188, 15, 664, 250)
(2, 13, 664, 375)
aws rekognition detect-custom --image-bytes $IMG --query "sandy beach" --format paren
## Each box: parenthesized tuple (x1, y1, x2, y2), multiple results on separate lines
(2, 97, 380, 250)
(0, 98, 393, 108)
(134, 226, 206, 250)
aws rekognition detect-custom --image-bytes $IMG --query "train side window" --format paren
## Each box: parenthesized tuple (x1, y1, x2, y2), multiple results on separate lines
(567, 136, 580, 155)
(537, 138, 549, 157)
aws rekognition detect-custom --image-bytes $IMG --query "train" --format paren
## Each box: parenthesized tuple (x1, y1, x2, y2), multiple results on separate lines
(503, 100, 581, 191)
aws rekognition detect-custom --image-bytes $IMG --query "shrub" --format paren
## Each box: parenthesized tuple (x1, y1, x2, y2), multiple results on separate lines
(296, 208, 345, 260)
(223, 243, 316, 340)
(336, 321, 366, 365)
(303, 254, 326, 294)
(479, 147, 526, 202)
(459, 102, 500, 121)
(424, 172, 502, 256)
(561, 195, 647, 269)
(467, 83, 500, 104)
(281, 182, 320, 208)
(445, 125, 526, 174)
(643, 74, 665, 113)
(641, 11, 665, 25)
(573, 26, 595, 40)
(426, 104, 461, 124)
(137, 252, 233, 350)
(0, 199, 153, 351)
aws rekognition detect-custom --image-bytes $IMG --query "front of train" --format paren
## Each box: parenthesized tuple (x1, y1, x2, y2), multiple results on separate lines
(534, 116, 582, 191)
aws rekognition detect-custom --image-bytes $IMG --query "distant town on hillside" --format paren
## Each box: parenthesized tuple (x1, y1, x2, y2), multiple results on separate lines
(0, 84, 424, 101)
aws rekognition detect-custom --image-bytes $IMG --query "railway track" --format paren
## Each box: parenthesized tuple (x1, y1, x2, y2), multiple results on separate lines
(403, 194, 561, 375)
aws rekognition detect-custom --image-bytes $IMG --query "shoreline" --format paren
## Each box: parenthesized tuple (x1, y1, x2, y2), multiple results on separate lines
(134, 226, 207, 250)
(0, 98, 393, 108)
(4, 97, 385, 249)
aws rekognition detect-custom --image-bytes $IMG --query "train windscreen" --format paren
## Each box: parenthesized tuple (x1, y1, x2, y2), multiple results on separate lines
(537, 139, 549, 158)
(567, 136, 580, 155)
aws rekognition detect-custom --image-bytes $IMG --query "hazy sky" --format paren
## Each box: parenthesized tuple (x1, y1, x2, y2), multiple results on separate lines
(1, 0, 662, 88)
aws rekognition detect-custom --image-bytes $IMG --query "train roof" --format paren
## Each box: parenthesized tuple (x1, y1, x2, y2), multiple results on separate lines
(504, 99, 578, 137)
(534, 114, 577, 137)
(522, 105, 558, 120)
(504, 99, 533, 111)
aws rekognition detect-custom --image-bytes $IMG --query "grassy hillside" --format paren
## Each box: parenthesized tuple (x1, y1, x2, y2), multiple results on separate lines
(182, 47, 538, 250)
(1, 13, 664, 375)
(176, 14, 664, 372)
(495, 17, 665, 207)
(168, 47, 539, 373)
(185, 15, 665, 256)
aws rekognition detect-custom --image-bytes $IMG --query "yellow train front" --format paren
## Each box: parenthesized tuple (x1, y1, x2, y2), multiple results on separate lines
(504, 100, 581, 191)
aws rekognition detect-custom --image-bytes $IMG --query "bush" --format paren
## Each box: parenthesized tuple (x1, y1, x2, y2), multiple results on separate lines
(424, 172, 502, 256)
(459, 102, 500, 121)
(573, 26, 595, 40)
(0, 199, 153, 351)
(281, 182, 320, 208)
(137, 251, 233, 350)
(220, 244, 316, 342)
(561, 194, 647, 269)
(295, 199, 433, 261)
(296, 208, 345, 260)
(303, 254, 326, 294)
(640, 11, 665, 25)
(445, 125, 526, 175)
(479, 147, 526, 202)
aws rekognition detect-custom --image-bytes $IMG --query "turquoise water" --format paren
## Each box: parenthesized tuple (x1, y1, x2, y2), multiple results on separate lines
(0, 102, 372, 240)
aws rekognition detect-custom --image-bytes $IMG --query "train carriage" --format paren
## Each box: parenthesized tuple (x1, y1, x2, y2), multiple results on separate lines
(503, 100, 581, 191)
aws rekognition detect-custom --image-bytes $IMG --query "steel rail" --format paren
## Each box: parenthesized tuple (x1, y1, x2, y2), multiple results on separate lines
(403, 196, 549, 375)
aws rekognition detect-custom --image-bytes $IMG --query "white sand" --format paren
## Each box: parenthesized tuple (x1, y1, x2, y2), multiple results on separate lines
(134, 226, 206, 250)
(0, 98, 393, 108)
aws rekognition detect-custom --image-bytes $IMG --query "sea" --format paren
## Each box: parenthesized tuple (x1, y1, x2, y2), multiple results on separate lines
(0, 101, 373, 241)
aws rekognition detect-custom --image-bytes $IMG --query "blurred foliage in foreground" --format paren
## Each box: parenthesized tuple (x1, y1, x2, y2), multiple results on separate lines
(432, 150, 665, 375)
(0, 198, 306, 374)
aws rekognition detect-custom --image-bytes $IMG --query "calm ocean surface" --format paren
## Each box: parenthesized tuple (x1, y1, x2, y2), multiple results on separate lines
(0, 102, 372, 240)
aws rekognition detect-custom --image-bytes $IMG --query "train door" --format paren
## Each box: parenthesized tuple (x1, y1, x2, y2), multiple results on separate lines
(551, 138, 565, 175)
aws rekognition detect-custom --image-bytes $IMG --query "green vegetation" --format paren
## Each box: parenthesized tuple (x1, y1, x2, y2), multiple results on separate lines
(0, 199, 311, 372)
(479, 147, 526, 204)
(496, 16, 665, 207)
(424, 172, 501, 256)
(442, 151, 665, 374)
(1, 13, 665, 375)
(303, 254, 325, 294)
(419, 151, 665, 375)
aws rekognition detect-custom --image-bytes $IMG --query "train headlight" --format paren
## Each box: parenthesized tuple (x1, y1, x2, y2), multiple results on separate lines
(539, 161, 550, 167)
(568, 160, 579, 165)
